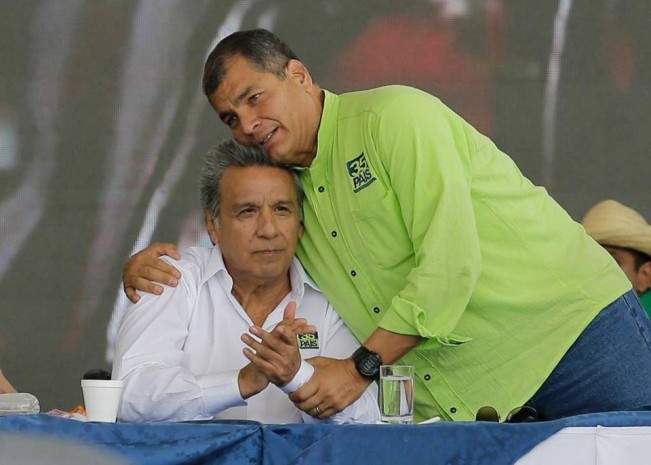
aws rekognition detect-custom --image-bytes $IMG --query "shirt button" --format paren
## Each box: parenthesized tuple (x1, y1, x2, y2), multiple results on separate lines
(424, 374, 431, 381)
(373, 307, 380, 314)
(318, 186, 325, 192)
(331, 231, 337, 237)
(450, 407, 457, 414)
(350, 270, 357, 277)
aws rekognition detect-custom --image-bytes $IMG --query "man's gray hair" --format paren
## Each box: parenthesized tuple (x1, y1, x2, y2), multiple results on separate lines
(199, 139, 304, 221)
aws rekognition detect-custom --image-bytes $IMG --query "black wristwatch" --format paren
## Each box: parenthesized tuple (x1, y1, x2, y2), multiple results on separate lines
(352, 346, 383, 380)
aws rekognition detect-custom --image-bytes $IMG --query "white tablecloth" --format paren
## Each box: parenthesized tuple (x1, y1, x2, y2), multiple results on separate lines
(517, 426, 651, 465)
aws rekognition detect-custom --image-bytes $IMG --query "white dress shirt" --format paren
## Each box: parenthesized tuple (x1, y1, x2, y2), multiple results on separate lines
(113, 245, 379, 424)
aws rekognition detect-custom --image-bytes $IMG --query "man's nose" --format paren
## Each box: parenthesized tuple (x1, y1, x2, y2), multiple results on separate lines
(239, 109, 260, 138)
(257, 209, 279, 238)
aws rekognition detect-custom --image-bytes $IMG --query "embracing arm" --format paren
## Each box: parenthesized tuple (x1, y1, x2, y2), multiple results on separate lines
(122, 242, 182, 303)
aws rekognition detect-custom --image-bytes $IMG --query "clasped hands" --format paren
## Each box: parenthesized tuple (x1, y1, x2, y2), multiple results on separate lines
(238, 301, 311, 398)
(238, 301, 371, 419)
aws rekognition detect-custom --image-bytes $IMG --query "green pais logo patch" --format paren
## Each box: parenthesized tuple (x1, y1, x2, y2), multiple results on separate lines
(346, 152, 376, 193)
(297, 332, 319, 349)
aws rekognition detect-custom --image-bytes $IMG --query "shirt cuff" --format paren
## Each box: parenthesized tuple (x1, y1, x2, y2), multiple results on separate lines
(280, 360, 314, 394)
(196, 371, 247, 414)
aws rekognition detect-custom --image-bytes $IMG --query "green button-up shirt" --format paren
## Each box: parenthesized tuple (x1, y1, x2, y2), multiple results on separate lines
(296, 86, 631, 422)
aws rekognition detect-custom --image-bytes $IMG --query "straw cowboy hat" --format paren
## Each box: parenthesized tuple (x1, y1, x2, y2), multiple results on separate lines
(581, 200, 651, 257)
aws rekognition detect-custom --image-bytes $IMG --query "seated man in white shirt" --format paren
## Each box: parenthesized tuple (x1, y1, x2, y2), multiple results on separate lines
(112, 139, 379, 424)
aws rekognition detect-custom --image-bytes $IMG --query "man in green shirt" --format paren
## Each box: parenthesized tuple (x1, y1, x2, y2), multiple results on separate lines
(123, 29, 651, 422)
(582, 200, 651, 318)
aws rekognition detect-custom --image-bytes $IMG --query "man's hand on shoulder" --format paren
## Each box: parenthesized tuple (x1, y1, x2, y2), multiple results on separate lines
(122, 242, 182, 303)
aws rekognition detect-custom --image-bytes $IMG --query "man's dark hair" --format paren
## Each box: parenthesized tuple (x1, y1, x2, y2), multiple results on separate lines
(199, 139, 303, 222)
(202, 29, 299, 98)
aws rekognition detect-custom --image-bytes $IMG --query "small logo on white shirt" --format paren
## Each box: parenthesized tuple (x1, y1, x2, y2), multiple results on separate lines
(298, 332, 319, 349)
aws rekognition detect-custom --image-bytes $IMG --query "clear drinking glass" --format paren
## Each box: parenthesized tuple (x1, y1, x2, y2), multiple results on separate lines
(379, 365, 414, 424)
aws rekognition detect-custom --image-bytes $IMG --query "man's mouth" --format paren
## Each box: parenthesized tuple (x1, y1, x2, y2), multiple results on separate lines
(253, 248, 283, 255)
(258, 128, 277, 147)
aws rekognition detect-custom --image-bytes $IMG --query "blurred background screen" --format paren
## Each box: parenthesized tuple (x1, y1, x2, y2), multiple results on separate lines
(0, 0, 649, 410)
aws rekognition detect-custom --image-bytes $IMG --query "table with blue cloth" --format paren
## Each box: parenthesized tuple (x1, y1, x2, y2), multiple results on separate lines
(2, 411, 651, 464)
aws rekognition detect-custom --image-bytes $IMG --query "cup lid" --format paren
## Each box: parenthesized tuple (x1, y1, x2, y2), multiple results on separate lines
(81, 379, 124, 388)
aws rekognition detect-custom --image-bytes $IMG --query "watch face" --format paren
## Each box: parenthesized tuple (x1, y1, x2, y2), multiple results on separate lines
(354, 347, 382, 378)
(359, 356, 380, 377)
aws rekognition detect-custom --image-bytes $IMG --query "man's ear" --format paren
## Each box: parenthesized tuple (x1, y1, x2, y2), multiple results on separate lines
(639, 261, 651, 290)
(287, 59, 312, 87)
(204, 211, 220, 245)
(298, 221, 304, 239)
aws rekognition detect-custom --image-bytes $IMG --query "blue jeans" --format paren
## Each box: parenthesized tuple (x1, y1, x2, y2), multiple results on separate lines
(527, 290, 651, 420)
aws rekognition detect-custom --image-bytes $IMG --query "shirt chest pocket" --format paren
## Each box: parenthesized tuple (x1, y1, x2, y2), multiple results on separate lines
(349, 190, 413, 269)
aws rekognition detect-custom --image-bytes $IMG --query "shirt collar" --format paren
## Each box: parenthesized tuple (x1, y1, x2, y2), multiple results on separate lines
(288, 256, 321, 300)
(311, 89, 338, 172)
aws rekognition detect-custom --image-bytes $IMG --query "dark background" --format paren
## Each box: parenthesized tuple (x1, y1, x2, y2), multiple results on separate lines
(0, 0, 649, 411)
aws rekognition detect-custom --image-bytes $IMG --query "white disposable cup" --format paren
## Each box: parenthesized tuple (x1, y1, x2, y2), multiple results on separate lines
(379, 365, 415, 424)
(81, 379, 124, 422)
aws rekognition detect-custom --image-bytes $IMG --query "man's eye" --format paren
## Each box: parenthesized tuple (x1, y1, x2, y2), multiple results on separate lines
(225, 115, 238, 128)
(249, 93, 261, 103)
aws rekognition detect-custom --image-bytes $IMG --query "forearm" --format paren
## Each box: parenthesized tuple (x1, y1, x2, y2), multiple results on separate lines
(117, 365, 245, 422)
(363, 327, 422, 365)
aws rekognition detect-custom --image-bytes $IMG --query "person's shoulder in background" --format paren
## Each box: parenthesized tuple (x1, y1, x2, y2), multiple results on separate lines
(0, 368, 16, 394)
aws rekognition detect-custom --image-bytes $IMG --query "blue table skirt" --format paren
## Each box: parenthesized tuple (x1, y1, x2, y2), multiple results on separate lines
(3, 411, 651, 465)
